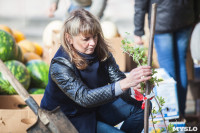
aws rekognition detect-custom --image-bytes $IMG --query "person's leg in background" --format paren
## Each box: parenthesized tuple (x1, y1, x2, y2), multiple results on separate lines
(154, 27, 193, 117)
(174, 26, 193, 116)
(96, 98, 145, 133)
(154, 33, 176, 79)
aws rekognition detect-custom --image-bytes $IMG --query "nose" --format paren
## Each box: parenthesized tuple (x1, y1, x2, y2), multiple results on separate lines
(89, 38, 96, 46)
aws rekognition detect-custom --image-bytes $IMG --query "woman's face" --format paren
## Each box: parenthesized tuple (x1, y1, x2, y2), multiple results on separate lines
(71, 33, 98, 54)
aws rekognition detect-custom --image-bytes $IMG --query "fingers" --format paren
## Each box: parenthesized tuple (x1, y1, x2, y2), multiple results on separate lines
(131, 66, 151, 75)
(133, 65, 151, 71)
(131, 66, 152, 79)
(122, 66, 152, 90)
(139, 76, 152, 82)
(134, 75, 152, 85)
(133, 84, 141, 90)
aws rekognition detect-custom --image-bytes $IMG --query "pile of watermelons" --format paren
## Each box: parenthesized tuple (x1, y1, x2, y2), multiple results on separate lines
(0, 25, 49, 95)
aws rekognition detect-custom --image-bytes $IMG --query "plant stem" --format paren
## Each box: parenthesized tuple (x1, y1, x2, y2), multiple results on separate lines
(150, 112, 157, 133)
(154, 96, 169, 133)
(121, 48, 142, 66)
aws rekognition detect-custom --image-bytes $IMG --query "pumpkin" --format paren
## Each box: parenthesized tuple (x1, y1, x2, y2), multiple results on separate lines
(0, 25, 14, 37)
(24, 52, 42, 63)
(100, 21, 120, 39)
(33, 42, 43, 56)
(42, 20, 63, 47)
(13, 29, 26, 43)
(18, 40, 36, 54)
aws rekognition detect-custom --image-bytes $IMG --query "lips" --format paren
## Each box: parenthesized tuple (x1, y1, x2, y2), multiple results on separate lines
(88, 47, 95, 50)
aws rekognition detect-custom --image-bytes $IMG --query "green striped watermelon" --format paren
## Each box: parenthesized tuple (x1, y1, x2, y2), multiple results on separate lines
(28, 88, 45, 94)
(26, 60, 49, 88)
(0, 30, 23, 62)
(0, 60, 31, 95)
(15, 45, 24, 62)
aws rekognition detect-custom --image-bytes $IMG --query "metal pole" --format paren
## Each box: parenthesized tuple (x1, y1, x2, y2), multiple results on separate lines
(144, 3, 157, 133)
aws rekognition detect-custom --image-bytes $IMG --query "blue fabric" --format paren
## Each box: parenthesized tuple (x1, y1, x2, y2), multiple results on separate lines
(96, 98, 144, 133)
(154, 26, 193, 115)
(78, 52, 110, 89)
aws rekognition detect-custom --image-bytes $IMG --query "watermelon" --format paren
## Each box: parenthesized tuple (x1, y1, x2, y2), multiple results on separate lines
(0, 30, 23, 62)
(26, 60, 49, 88)
(0, 60, 31, 95)
(15, 45, 24, 62)
(28, 88, 45, 94)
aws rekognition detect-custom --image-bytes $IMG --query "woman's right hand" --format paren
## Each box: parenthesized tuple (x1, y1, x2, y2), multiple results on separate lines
(120, 66, 152, 91)
(134, 35, 144, 45)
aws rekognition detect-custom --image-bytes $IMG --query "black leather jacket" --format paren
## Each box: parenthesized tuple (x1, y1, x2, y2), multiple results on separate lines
(50, 52, 132, 108)
(134, 0, 195, 36)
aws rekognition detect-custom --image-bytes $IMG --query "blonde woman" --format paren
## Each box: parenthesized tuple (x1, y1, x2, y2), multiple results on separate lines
(41, 9, 152, 133)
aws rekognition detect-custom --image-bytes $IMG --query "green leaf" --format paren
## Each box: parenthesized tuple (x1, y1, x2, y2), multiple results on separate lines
(153, 121, 157, 124)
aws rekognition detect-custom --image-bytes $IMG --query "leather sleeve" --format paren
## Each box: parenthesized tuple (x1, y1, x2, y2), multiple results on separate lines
(106, 54, 126, 82)
(106, 54, 136, 102)
(50, 57, 115, 108)
(134, 0, 149, 36)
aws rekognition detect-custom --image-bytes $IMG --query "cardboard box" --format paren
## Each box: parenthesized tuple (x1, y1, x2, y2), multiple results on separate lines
(0, 94, 43, 133)
(107, 37, 137, 72)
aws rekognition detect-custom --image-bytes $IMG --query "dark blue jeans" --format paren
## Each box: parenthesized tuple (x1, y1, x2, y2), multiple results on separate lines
(154, 26, 192, 116)
(96, 98, 145, 133)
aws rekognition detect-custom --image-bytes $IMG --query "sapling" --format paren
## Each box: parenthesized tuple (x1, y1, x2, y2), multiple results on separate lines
(121, 34, 177, 133)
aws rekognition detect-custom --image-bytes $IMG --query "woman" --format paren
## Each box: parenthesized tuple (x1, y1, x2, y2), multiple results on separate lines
(41, 9, 152, 133)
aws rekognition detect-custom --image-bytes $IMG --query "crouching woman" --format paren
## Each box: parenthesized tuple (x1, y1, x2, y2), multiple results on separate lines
(40, 9, 152, 133)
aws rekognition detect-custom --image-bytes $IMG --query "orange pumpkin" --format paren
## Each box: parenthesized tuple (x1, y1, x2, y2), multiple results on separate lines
(24, 52, 42, 63)
(18, 40, 36, 54)
(0, 24, 14, 37)
(13, 29, 26, 43)
(33, 42, 43, 56)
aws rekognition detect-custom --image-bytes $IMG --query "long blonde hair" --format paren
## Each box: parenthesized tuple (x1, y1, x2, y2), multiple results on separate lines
(60, 9, 110, 70)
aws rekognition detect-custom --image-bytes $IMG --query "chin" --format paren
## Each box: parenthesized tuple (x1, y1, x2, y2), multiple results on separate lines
(85, 50, 95, 54)
(86, 51, 94, 54)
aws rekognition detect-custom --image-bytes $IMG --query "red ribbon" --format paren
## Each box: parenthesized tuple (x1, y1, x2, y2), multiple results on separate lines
(133, 90, 154, 109)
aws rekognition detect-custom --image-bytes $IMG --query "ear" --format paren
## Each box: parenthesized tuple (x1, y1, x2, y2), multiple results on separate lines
(65, 33, 73, 44)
